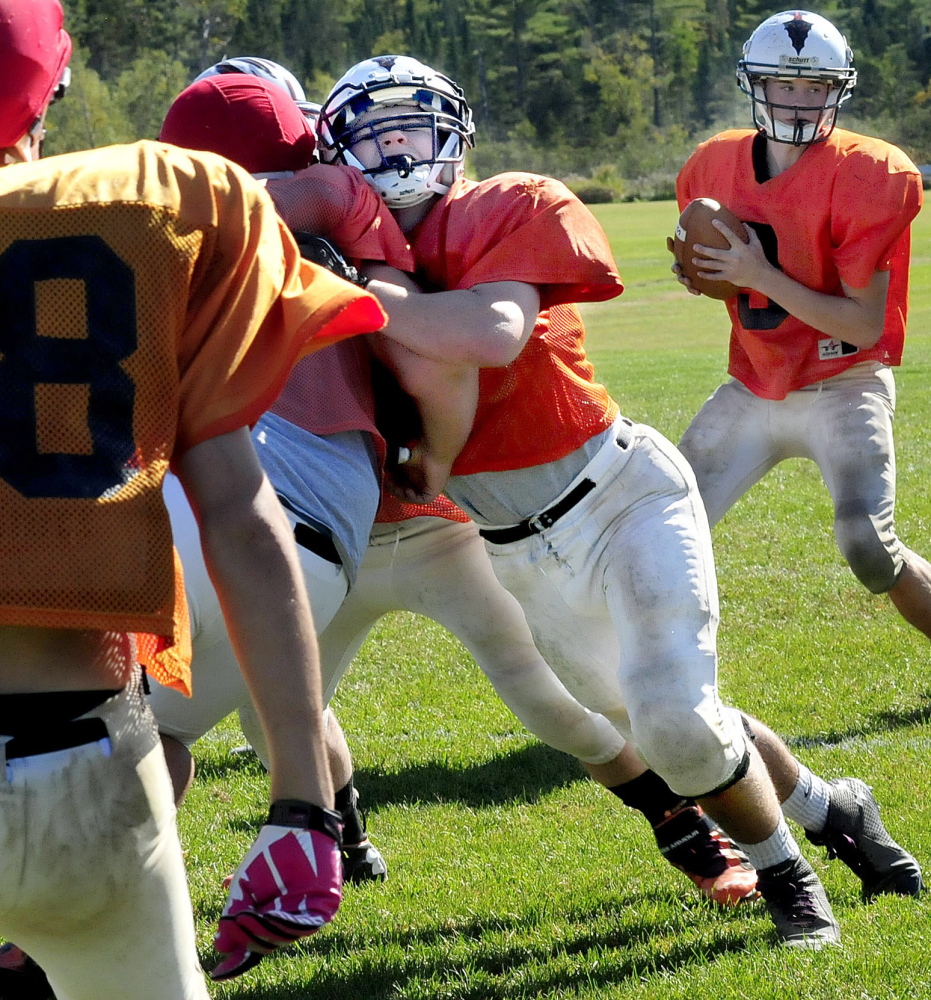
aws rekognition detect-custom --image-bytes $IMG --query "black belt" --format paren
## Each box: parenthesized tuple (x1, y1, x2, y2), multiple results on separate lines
(3, 717, 109, 760)
(479, 478, 597, 544)
(294, 522, 342, 566)
(478, 423, 633, 545)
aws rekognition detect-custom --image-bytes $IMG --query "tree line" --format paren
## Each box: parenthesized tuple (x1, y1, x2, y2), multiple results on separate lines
(48, 0, 931, 198)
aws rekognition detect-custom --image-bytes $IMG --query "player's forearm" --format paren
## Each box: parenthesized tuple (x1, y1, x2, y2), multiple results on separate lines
(750, 266, 886, 349)
(180, 433, 334, 808)
(197, 495, 333, 807)
(365, 278, 529, 367)
(416, 360, 479, 467)
(373, 335, 477, 460)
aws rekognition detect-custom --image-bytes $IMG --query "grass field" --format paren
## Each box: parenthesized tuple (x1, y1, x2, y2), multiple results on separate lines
(184, 200, 931, 999)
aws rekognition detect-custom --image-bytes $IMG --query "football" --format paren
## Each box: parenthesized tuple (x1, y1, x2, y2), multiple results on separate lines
(673, 198, 749, 300)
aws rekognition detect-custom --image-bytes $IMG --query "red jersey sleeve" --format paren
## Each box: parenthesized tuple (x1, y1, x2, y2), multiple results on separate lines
(413, 174, 623, 308)
(266, 163, 414, 267)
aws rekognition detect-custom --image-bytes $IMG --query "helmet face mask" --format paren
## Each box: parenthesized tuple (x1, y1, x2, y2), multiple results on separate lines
(737, 10, 856, 146)
(318, 56, 474, 209)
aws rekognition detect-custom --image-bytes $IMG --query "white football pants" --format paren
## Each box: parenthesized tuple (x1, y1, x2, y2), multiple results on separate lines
(0, 676, 208, 1000)
(240, 515, 627, 767)
(679, 363, 905, 593)
(481, 421, 747, 799)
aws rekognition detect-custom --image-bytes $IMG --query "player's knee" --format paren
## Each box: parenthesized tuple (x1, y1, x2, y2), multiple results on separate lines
(834, 515, 899, 593)
(629, 701, 747, 798)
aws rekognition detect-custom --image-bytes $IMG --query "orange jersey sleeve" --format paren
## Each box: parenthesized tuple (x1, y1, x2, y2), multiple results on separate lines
(0, 141, 385, 694)
(677, 129, 922, 398)
(412, 173, 623, 307)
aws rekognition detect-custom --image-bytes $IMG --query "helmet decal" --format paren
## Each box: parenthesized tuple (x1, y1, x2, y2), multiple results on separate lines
(785, 14, 813, 54)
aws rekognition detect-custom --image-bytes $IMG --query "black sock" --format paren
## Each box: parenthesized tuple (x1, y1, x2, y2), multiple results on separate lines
(335, 777, 366, 845)
(606, 769, 688, 827)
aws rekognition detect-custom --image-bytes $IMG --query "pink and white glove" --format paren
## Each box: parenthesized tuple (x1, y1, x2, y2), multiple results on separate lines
(210, 800, 343, 981)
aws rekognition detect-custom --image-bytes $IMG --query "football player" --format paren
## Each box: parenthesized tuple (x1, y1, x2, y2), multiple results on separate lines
(314, 52, 920, 947)
(154, 68, 742, 904)
(154, 67, 392, 885)
(674, 10, 931, 649)
(156, 63, 763, 912)
(0, 2, 388, 994)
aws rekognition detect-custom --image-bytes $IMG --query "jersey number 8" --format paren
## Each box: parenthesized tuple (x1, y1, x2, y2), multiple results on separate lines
(0, 235, 137, 499)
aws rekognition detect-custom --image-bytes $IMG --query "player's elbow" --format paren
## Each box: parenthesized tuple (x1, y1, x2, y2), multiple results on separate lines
(841, 313, 885, 350)
(473, 310, 534, 367)
(474, 330, 526, 367)
(860, 317, 885, 350)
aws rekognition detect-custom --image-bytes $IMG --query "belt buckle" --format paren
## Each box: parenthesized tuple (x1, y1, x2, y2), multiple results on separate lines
(527, 510, 552, 535)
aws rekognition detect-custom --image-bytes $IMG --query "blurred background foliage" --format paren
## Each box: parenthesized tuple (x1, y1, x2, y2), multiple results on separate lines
(48, 0, 931, 200)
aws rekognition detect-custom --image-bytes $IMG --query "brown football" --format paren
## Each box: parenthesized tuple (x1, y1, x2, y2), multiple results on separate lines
(673, 198, 749, 300)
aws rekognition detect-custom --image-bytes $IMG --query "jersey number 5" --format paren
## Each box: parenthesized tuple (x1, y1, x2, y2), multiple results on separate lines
(0, 235, 137, 499)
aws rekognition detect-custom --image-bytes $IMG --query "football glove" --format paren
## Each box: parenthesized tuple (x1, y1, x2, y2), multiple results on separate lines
(292, 232, 369, 287)
(210, 800, 343, 981)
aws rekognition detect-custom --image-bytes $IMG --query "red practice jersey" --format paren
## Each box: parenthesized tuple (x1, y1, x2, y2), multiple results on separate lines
(677, 128, 923, 399)
(0, 141, 385, 693)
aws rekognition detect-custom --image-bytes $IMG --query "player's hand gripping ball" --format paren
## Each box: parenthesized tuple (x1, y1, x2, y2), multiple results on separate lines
(670, 198, 749, 300)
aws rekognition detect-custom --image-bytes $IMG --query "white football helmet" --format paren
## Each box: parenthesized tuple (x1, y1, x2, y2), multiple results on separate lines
(193, 56, 319, 124)
(737, 10, 856, 145)
(317, 55, 474, 208)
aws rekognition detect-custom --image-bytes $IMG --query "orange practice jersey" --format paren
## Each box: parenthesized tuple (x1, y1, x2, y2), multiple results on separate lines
(0, 141, 385, 693)
(677, 128, 922, 399)
(394, 173, 623, 475)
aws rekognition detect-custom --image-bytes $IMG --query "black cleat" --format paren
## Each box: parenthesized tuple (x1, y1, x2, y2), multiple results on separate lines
(757, 856, 840, 949)
(0, 944, 53, 1000)
(342, 840, 388, 883)
(340, 787, 388, 884)
(805, 777, 924, 901)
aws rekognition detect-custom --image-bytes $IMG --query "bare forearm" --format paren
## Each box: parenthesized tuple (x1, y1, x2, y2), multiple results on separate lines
(692, 223, 888, 349)
(420, 364, 478, 465)
(749, 265, 885, 348)
(177, 432, 333, 808)
(374, 336, 476, 459)
(364, 280, 518, 365)
(197, 489, 332, 807)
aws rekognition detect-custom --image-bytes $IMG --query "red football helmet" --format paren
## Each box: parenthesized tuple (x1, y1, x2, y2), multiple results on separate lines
(159, 76, 317, 176)
(0, 0, 72, 148)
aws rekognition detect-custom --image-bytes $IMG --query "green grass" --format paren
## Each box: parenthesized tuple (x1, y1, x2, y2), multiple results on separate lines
(183, 200, 931, 999)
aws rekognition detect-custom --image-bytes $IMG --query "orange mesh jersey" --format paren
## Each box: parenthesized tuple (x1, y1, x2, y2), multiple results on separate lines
(395, 173, 623, 475)
(677, 128, 922, 400)
(375, 492, 472, 525)
(0, 141, 385, 693)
